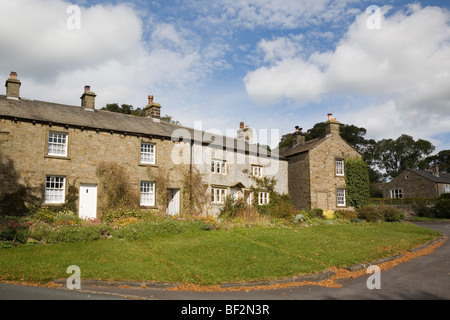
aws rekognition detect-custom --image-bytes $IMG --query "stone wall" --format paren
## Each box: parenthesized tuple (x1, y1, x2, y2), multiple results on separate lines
(287, 152, 311, 210)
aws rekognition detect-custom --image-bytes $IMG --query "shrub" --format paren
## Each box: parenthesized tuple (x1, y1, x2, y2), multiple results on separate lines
(378, 205, 404, 222)
(322, 210, 334, 220)
(412, 202, 435, 218)
(345, 157, 370, 210)
(434, 198, 450, 219)
(219, 196, 248, 219)
(33, 207, 58, 223)
(357, 206, 383, 222)
(334, 209, 358, 220)
(257, 193, 297, 220)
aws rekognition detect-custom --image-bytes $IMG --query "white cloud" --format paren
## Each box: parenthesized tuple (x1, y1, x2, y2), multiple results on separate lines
(0, 0, 221, 110)
(245, 4, 450, 144)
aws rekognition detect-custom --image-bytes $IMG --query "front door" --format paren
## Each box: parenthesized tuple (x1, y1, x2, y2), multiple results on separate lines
(79, 184, 98, 219)
(167, 189, 180, 216)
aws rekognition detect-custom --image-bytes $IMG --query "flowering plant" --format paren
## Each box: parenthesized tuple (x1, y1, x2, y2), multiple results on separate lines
(322, 210, 335, 220)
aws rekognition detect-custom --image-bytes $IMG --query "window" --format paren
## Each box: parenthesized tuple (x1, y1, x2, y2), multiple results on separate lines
(335, 159, 344, 176)
(337, 188, 346, 206)
(211, 159, 226, 175)
(47, 132, 68, 157)
(45, 176, 65, 204)
(211, 187, 227, 204)
(390, 189, 403, 199)
(141, 142, 155, 165)
(251, 165, 263, 178)
(140, 181, 155, 206)
(444, 185, 450, 194)
(258, 192, 270, 205)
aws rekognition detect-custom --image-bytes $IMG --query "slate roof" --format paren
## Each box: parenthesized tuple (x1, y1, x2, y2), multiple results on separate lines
(407, 169, 450, 184)
(279, 137, 328, 157)
(0, 95, 282, 159)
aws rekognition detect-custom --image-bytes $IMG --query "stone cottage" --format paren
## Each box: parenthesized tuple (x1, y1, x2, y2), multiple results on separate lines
(280, 114, 362, 211)
(0, 72, 288, 218)
(383, 167, 450, 199)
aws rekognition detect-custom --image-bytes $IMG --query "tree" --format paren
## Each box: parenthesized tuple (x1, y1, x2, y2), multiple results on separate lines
(373, 134, 435, 180)
(101, 103, 145, 117)
(419, 150, 450, 173)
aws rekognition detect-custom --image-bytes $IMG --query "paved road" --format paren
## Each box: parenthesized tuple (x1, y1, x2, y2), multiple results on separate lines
(1, 222, 449, 301)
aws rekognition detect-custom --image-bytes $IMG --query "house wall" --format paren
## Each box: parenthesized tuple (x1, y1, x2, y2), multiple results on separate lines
(382, 170, 439, 198)
(195, 144, 289, 216)
(308, 136, 361, 210)
(287, 152, 311, 210)
(0, 118, 187, 216)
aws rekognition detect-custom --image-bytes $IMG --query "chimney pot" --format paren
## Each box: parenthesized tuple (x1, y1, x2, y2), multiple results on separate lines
(10, 72, 17, 80)
(240, 121, 244, 129)
(328, 113, 333, 121)
(148, 95, 154, 104)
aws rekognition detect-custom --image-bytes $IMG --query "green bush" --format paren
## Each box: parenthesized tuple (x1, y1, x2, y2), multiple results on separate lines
(257, 193, 297, 220)
(219, 196, 247, 219)
(34, 207, 58, 223)
(434, 198, 450, 219)
(378, 205, 404, 222)
(412, 202, 435, 218)
(357, 206, 383, 222)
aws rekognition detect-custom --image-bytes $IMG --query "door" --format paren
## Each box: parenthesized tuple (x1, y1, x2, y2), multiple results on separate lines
(167, 189, 180, 216)
(79, 184, 98, 219)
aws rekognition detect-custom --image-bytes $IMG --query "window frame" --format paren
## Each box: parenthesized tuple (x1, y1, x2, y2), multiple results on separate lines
(140, 181, 156, 207)
(258, 191, 270, 205)
(390, 189, 403, 199)
(211, 187, 227, 204)
(44, 175, 66, 204)
(335, 158, 345, 176)
(336, 188, 346, 207)
(211, 159, 226, 175)
(251, 165, 264, 178)
(46, 131, 69, 158)
(140, 141, 156, 165)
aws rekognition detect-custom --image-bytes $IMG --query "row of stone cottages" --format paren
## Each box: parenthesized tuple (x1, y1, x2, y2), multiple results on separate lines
(0, 72, 361, 219)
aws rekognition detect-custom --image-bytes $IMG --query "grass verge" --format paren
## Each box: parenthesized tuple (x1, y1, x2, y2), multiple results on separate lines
(0, 222, 441, 286)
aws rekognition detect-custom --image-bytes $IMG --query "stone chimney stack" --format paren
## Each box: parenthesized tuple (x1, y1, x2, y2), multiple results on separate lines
(144, 95, 161, 121)
(432, 165, 440, 178)
(293, 126, 305, 147)
(5, 72, 21, 100)
(325, 113, 340, 137)
(81, 85, 96, 110)
(237, 121, 253, 144)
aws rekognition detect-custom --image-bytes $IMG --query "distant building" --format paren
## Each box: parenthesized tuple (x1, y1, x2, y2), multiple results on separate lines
(383, 167, 450, 199)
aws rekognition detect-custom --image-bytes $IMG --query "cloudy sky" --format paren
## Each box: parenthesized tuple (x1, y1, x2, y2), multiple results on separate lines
(1, 0, 449, 151)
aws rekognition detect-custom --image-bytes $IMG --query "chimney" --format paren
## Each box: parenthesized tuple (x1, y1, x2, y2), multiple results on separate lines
(293, 126, 305, 147)
(5, 72, 21, 100)
(143, 95, 161, 121)
(325, 113, 340, 137)
(80, 85, 96, 110)
(432, 165, 440, 178)
(237, 121, 253, 144)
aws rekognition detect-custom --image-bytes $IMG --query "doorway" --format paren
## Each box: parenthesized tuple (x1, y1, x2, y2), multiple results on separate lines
(79, 184, 98, 219)
(167, 188, 180, 216)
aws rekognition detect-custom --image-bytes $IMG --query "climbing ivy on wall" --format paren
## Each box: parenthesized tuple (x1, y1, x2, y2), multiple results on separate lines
(345, 157, 370, 210)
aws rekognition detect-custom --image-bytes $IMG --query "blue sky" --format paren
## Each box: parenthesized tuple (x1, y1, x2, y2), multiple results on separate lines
(1, 0, 450, 152)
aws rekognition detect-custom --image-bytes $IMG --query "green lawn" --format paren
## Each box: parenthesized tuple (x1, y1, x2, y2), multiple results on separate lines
(0, 222, 441, 285)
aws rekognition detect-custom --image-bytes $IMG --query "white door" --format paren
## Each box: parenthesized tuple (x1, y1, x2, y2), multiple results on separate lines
(79, 184, 98, 219)
(167, 189, 180, 216)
